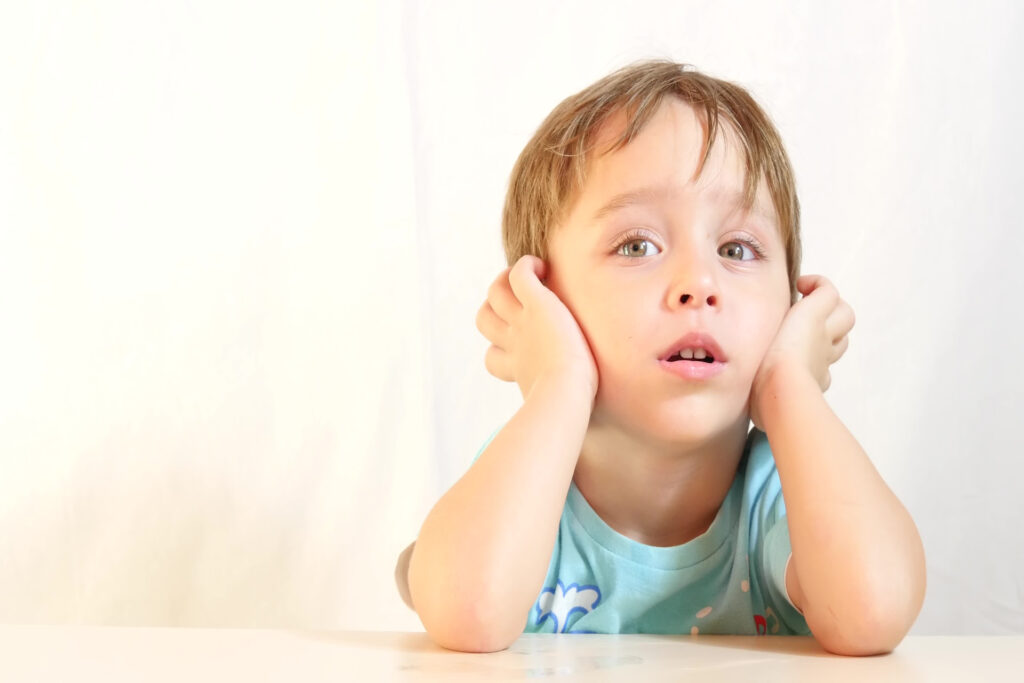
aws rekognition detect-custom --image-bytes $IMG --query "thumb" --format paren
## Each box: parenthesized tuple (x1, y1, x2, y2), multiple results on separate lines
(795, 274, 822, 297)
(796, 274, 838, 311)
(508, 255, 549, 302)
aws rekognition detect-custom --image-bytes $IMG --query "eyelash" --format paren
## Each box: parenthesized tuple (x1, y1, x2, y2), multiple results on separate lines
(612, 229, 768, 260)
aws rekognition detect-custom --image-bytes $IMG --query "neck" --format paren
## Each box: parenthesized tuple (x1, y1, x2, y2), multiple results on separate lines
(572, 415, 750, 547)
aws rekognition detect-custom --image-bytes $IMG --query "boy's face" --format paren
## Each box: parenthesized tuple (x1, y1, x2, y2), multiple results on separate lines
(546, 97, 791, 445)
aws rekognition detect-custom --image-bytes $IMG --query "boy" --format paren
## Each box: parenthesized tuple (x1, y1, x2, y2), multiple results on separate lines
(396, 60, 926, 655)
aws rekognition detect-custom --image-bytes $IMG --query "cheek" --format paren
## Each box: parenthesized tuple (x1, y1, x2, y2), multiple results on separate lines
(581, 282, 647, 348)
(547, 272, 604, 348)
(555, 277, 643, 370)
(742, 304, 789, 368)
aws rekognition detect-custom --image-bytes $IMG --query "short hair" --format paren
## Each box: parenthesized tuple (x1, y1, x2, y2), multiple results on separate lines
(501, 59, 802, 302)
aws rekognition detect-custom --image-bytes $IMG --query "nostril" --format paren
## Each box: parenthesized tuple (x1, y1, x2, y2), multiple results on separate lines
(679, 294, 716, 305)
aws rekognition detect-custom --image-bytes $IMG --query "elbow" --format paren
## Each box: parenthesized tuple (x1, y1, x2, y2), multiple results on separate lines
(417, 597, 525, 653)
(426, 627, 519, 654)
(407, 545, 532, 653)
(811, 541, 927, 657)
(409, 567, 526, 653)
(808, 588, 921, 657)
(813, 623, 904, 657)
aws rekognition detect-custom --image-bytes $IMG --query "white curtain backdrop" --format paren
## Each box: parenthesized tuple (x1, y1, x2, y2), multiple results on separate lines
(1, 0, 1021, 634)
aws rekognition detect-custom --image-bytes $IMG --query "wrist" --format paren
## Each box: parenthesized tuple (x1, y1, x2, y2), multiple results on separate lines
(753, 359, 820, 426)
(529, 368, 596, 409)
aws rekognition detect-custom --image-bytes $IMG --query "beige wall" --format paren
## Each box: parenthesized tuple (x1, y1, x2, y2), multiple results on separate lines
(0, 0, 1021, 633)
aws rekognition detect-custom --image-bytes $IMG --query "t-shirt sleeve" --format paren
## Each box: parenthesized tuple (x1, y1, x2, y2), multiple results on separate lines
(469, 425, 503, 466)
(749, 429, 812, 635)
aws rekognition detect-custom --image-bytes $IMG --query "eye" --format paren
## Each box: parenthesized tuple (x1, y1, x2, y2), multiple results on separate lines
(615, 233, 661, 258)
(718, 240, 760, 261)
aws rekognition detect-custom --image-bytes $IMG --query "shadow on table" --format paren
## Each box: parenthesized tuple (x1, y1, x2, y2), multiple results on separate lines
(293, 631, 885, 659)
(640, 635, 854, 659)
(290, 630, 442, 652)
(289, 631, 927, 680)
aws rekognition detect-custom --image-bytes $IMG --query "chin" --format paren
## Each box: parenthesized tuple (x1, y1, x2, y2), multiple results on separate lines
(597, 398, 738, 447)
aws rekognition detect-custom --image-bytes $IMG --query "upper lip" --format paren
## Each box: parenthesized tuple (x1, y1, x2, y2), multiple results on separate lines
(658, 331, 728, 363)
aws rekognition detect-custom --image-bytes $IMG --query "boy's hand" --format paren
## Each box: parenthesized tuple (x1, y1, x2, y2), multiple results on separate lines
(749, 275, 855, 431)
(475, 255, 598, 401)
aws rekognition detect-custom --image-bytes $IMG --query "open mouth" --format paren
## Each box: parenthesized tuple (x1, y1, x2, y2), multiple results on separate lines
(665, 350, 716, 364)
(659, 332, 727, 368)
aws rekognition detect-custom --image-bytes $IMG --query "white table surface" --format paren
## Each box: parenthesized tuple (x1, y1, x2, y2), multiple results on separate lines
(0, 627, 1021, 682)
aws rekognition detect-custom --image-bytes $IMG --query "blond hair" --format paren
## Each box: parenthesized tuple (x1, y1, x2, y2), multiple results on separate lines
(501, 59, 802, 302)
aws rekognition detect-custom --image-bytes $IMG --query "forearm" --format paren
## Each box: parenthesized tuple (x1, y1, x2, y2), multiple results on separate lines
(409, 374, 592, 652)
(759, 363, 926, 655)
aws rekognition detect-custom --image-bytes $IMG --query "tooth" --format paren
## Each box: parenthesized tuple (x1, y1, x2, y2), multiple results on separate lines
(680, 349, 694, 360)
(693, 349, 707, 360)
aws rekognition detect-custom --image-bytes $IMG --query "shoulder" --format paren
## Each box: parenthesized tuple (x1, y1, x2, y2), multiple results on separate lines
(742, 429, 780, 490)
(740, 428, 787, 522)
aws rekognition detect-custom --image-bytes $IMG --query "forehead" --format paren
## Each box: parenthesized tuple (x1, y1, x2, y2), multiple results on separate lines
(575, 98, 776, 228)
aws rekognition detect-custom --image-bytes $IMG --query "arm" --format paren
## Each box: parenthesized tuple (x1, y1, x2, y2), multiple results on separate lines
(408, 375, 592, 652)
(761, 361, 926, 656)
(409, 255, 598, 653)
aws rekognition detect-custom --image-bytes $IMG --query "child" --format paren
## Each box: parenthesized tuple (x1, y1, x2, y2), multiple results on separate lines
(396, 60, 926, 655)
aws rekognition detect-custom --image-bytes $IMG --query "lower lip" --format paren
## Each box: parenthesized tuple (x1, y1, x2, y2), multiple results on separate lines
(658, 359, 726, 381)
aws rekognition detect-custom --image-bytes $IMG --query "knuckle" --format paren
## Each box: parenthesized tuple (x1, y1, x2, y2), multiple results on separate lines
(507, 265, 523, 291)
(487, 273, 506, 300)
(514, 255, 543, 282)
(483, 346, 500, 375)
(475, 306, 488, 334)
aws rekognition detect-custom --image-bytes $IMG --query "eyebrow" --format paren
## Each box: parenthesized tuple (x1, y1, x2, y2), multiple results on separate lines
(590, 184, 776, 225)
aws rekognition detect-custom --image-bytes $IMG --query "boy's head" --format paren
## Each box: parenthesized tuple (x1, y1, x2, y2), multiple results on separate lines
(500, 60, 802, 444)
(502, 59, 801, 302)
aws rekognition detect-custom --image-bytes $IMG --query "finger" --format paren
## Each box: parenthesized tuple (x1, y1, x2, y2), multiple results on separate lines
(796, 274, 839, 315)
(796, 274, 829, 296)
(483, 345, 515, 382)
(826, 300, 856, 343)
(830, 334, 850, 364)
(796, 274, 835, 299)
(508, 255, 548, 304)
(475, 301, 510, 347)
(487, 267, 522, 321)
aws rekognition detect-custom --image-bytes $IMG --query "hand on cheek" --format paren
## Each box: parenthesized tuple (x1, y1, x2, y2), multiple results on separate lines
(475, 255, 599, 401)
(749, 275, 856, 431)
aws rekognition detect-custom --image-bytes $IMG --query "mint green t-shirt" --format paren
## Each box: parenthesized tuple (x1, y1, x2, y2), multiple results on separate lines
(472, 427, 810, 636)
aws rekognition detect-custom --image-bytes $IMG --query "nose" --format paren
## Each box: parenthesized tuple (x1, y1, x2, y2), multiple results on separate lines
(667, 251, 720, 310)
